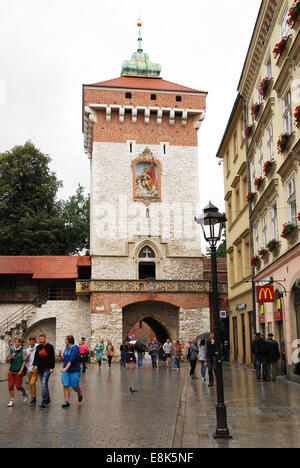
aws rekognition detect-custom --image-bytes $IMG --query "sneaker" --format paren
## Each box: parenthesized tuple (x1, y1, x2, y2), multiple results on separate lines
(62, 401, 70, 409)
(29, 398, 36, 406)
(78, 394, 83, 403)
(39, 402, 46, 408)
(7, 400, 14, 407)
(45, 398, 51, 405)
(23, 391, 28, 403)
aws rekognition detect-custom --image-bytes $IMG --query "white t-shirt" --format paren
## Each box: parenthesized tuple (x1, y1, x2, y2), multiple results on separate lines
(26, 344, 38, 373)
(163, 342, 172, 355)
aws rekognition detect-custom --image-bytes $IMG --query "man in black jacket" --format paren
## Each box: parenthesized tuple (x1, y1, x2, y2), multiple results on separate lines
(33, 334, 55, 408)
(206, 334, 217, 387)
(266, 334, 281, 382)
(251, 333, 268, 381)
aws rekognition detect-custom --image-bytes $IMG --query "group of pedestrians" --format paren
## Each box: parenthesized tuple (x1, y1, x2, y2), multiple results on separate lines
(251, 332, 281, 382)
(6, 333, 83, 409)
(185, 334, 225, 385)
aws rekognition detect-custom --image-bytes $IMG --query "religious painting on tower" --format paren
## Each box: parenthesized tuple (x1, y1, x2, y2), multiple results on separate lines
(132, 151, 161, 202)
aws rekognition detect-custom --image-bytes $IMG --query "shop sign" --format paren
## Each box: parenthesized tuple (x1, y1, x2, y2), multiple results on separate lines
(275, 311, 283, 321)
(257, 285, 275, 303)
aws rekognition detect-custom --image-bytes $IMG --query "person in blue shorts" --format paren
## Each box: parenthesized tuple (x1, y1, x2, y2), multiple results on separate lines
(59, 336, 83, 408)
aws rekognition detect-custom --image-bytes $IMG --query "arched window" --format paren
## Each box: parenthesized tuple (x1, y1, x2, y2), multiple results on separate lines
(138, 246, 155, 259)
(138, 245, 156, 279)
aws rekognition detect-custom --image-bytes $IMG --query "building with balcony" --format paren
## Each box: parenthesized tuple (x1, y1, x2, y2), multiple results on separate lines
(218, 0, 300, 379)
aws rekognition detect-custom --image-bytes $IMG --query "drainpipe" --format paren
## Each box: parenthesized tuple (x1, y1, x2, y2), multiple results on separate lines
(242, 96, 257, 335)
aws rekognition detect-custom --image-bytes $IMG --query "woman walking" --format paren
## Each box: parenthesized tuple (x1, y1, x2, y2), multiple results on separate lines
(188, 340, 199, 380)
(94, 339, 104, 368)
(59, 336, 83, 408)
(79, 340, 89, 373)
(106, 340, 115, 368)
(6, 337, 28, 407)
(199, 339, 207, 382)
(149, 339, 160, 369)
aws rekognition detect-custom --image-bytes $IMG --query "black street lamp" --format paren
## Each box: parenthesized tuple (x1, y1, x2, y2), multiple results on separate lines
(195, 202, 232, 439)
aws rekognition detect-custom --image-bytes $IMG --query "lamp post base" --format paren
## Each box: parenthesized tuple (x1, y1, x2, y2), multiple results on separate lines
(214, 404, 232, 439)
(213, 429, 233, 440)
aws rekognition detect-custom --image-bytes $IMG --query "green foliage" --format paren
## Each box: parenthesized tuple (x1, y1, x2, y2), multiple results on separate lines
(61, 185, 90, 255)
(0, 142, 90, 255)
(205, 226, 227, 258)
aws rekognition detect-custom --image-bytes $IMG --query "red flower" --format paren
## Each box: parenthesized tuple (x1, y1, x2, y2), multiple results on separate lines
(273, 36, 288, 59)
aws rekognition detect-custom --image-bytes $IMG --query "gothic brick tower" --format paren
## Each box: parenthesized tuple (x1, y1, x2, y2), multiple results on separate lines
(80, 21, 215, 351)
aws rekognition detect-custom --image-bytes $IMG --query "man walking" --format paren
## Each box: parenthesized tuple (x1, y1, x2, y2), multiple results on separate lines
(266, 334, 281, 382)
(25, 337, 38, 406)
(33, 334, 55, 408)
(206, 334, 217, 387)
(134, 340, 146, 369)
(163, 339, 173, 368)
(172, 340, 182, 372)
(251, 332, 268, 381)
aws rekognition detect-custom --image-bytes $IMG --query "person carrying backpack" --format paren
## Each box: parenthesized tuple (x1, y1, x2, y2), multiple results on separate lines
(6, 337, 28, 407)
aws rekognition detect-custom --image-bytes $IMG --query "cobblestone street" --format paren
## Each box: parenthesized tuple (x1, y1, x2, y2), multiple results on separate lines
(1, 362, 300, 448)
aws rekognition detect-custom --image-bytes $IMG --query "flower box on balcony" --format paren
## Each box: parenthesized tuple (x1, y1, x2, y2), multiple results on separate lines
(295, 106, 300, 127)
(251, 103, 262, 121)
(277, 133, 291, 154)
(281, 223, 297, 239)
(287, 0, 300, 29)
(263, 159, 275, 177)
(245, 124, 255, 138)
(254, 176, 265, 190)
(246, 192, 256, 203)
(251, 255, 261, 267)
(273, 36, 289, 60)
(266, 239, 280, 253)
(259, 77, 272, 99)
(258, 247, 269, 258)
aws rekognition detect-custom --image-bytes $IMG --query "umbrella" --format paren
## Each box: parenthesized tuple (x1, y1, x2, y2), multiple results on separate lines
(196, 332, 210, 342)
(135, 338, 147, 346)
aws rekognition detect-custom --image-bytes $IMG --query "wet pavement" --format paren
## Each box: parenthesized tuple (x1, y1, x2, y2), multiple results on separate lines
(0, 362, 300, 448)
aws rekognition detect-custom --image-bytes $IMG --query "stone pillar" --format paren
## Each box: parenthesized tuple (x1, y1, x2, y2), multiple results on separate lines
(179, 307, 210, 349)
(91, 303, 123, 359)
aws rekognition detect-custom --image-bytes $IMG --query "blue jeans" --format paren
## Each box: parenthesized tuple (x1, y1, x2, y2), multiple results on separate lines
(200, 361, 207, 379)
(151, 355, 158, 368)
(137, 352, 143, 368)
(38, 369, 51, 403)
(207, 356, 216, 385)
(173, 357, 180, 370)
(255, 359, 267, 380)
(120, 353, 127, 368)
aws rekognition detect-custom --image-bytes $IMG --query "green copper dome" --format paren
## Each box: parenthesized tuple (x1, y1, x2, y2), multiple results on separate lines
(121, 21, 162, 79)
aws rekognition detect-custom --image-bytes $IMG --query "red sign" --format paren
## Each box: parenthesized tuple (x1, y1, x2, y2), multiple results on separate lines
(259, 316, 265, 324)
(257, 285, 275, 303)
(275, 312, 283, 322)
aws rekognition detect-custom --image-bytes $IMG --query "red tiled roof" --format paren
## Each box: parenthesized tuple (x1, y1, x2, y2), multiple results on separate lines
(84, 76, 207, 95)
(0, 257, 91, 279)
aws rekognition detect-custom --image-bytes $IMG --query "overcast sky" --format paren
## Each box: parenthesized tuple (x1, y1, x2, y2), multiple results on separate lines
(0, 0, 261, 215)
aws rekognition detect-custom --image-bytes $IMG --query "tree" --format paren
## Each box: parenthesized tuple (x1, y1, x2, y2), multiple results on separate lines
(61, 185, 90, 255)
(205, 226, 227, 258)
(0, 142, 90, 255)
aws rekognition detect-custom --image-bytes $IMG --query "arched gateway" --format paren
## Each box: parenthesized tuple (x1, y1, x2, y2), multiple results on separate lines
(123, 301, 178, 343)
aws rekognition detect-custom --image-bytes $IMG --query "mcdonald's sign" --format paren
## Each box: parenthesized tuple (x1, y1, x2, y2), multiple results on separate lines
(257, 285, 275, 303)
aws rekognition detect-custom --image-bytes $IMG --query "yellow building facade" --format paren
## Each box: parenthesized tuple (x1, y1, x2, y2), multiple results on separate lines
(217, 96, 254, 365)
(218, 0, 300, 375)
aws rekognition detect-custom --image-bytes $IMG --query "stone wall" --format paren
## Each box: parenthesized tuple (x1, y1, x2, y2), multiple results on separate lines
(0, 297, 91, 362)
(90, 142, 202, 278)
